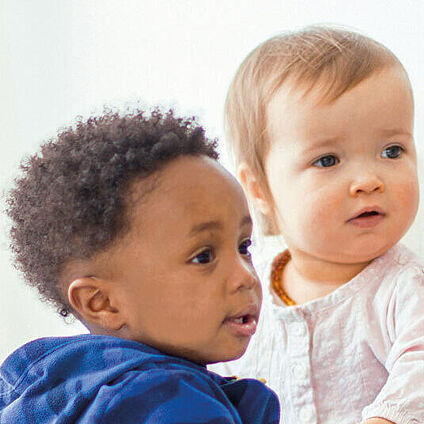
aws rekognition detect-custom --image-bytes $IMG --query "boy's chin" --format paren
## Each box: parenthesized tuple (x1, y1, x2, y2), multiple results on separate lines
(133, 338, 251, 365)
(204, 345, 250, 365)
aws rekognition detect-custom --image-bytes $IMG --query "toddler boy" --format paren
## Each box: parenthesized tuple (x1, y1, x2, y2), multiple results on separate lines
(0, 109, 280, 423)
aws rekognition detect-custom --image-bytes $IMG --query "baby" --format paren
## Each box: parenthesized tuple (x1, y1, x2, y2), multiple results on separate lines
(0, 109, 280, 423)
(210, 27, 424, 424)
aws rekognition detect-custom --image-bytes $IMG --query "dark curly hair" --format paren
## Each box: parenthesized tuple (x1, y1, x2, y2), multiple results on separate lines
(6, 108, 219, 317)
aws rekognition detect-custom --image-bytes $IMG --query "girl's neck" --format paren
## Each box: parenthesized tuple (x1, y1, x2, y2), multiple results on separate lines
(282, 249, 373, 304)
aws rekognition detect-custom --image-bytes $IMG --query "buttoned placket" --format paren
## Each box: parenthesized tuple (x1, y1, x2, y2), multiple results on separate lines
(280, 309, 317, 424)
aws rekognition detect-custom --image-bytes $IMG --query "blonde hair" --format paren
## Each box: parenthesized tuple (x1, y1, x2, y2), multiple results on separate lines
(225, 26, 404, 233)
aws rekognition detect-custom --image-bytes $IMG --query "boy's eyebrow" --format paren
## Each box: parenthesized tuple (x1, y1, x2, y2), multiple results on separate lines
(188, 215, 252, 236)
(240, 215, 253, 228)
(189, 221, 222, 236)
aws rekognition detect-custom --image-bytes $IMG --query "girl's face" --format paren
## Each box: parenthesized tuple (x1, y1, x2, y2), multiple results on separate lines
(260, 66, 418, 265)
(94, 156, 261, 365)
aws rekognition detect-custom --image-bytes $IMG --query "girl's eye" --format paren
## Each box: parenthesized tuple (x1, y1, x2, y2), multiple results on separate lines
(191, 248, 214, 264)
(381, 145, 404, 159)
(312, 155, 340, 168)
(239, 239, 252, 256)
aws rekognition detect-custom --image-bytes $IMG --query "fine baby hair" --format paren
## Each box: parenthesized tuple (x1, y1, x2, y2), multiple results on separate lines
(2, 108, 280, 423)
(6, 109, 218, 317)
(209, 25, 423, 424)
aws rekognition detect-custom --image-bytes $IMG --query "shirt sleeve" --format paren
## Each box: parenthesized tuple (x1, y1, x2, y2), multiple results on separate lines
(362, 266, 424, 424)
(97, 368, 242, 424)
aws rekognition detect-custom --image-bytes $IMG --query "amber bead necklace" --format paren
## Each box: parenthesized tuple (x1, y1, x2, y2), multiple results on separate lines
(270, 250, 297, 306)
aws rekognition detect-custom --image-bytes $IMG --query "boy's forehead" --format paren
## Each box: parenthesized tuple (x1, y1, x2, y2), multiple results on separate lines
(157, 156, 241, 196)
(128, 156, 248, 226)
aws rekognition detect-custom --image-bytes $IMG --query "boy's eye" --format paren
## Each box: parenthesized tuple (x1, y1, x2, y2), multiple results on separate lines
(381, 145, 404, 159)
(312, 155, 339, 168)
(239, 239, 252, 256)
(191, 248, 214, 264)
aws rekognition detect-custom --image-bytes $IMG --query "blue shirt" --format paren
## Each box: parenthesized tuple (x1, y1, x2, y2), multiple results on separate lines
(0, 334, 280, 423)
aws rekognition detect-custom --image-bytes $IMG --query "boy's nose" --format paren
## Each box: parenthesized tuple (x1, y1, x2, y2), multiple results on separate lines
(349, 173, 385, 197)
(228, 259, 259, 293)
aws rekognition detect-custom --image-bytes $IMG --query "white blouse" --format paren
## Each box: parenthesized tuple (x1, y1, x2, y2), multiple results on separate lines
(209, 244, 424, 424)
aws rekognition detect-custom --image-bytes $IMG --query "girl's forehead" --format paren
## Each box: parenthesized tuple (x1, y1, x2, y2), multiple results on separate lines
(266, 66, 413, 146)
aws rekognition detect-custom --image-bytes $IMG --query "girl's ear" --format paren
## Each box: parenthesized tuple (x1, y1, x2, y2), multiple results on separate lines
(68, 278, 125, 332)
(238, 163, 273, 216)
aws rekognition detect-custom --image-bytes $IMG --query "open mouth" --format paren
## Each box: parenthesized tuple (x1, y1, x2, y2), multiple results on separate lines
(348, 208, 385, 228)
(225, 308, 259, 337)
(228, 314, 256, 325)
(356, 211, 380, 219)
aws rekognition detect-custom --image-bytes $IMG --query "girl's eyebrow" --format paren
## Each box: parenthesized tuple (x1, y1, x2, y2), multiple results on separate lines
(300, 137, 342, 154)
(188, 215, 252, 237)
(307, 136, 342, 147)
(378, 128, 413, 138)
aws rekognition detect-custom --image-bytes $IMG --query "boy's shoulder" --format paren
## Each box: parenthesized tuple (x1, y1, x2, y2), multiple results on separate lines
(0, 335, 279, 424)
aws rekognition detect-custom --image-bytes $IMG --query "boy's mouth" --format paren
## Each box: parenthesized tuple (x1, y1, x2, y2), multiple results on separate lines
(224, 305, 259, 337)
(228, 315, 256, 325)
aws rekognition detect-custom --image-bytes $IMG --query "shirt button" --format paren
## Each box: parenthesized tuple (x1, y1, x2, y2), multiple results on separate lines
(326, 342, 338, 356)
(292, 363, 308, 380)
(289, 322, 306, 336)
(398, 257, 407, 265)
(299, 406, 315, 423)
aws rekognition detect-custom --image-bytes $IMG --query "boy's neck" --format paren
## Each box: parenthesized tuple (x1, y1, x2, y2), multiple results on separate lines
(282, 249, 372, 304)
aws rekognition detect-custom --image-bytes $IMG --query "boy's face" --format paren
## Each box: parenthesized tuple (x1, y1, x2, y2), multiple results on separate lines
(263, 65, 418, 264)
(98, 156, 261, 364)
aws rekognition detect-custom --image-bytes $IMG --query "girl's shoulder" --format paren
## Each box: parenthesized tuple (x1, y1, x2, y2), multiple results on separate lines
(374, 243, 424, 290)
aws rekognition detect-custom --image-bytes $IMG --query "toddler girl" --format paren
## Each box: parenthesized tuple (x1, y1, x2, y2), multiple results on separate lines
(211, 26, 424, 424)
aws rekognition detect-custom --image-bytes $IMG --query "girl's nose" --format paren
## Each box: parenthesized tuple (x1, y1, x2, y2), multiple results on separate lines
(349, 173, 385, 197)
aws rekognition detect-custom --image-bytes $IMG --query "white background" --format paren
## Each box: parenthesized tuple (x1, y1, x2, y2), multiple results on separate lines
(1, 0, 423, 361)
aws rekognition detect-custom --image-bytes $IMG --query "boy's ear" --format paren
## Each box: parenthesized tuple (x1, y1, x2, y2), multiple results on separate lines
(238, 163, 272, 216)
(68, 278, 125, 332)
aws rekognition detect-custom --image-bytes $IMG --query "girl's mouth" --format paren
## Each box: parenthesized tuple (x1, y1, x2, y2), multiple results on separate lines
(357, 211, 379, 218)
(348, 208, 385, 228)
